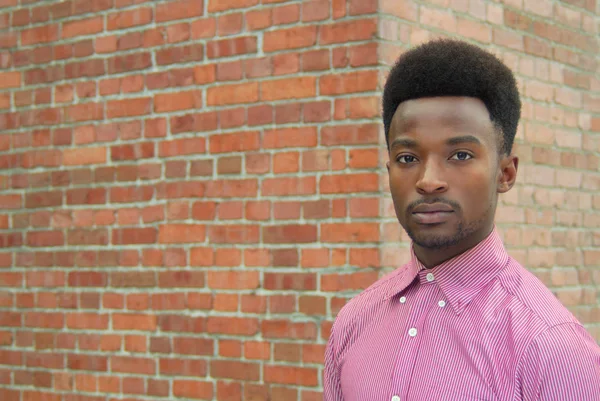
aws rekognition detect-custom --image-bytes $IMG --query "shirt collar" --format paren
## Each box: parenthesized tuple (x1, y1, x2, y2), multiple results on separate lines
(385, 228, 509, 315)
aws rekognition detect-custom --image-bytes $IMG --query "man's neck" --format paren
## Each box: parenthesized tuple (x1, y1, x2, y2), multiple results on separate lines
(413, 227, 494, 269)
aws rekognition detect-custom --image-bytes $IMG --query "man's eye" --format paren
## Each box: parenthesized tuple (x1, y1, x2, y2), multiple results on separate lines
(450, 152, 472, 161)
(396, 155, 417, 164)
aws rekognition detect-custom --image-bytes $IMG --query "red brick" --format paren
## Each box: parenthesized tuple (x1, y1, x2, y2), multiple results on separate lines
(209, 131, 260, 153)
(27, 231, 64, 247)
(173, 337, 213, 356)
(161, 358, 207, 377)
(273, 3, 300, 24)
(0, 72, 20, 89)
(261, 76, 316, 100)
(322, 271, 379, 291)
(68, 272, 107, 287)
(217, 156, 242, 175)
(265, 273, 316, 291)
(111, 186, 154, 203)
(194, 64, 216, 84)
(165, 22, 190, 44)
(173, 379, 213, 399)
(262, 177, 316, 196)
(158, 224, 205, 243)
(107, 98, 151, 118)
(61, 102, 101, 123)
(264, 365, 318, 386)
(304, 100, 331, 122)
(271, 249, 299, 267)
(261, 320, 317, 339)
(211, 360, 260, 381)
(247, 9, 271, 30)
(263, 225, 317, 244)
(154, 91, 202, 112)
(112, 228, 156, 245)
(299, 295, 327, 315)
(159, 138, 206, 157)
(207, 36, 257, 59)
(217, 12, 243, 36)
(244, 201, 269, 221)
(219, 107, 246, 129)
(207, 82, 258, 106)
(273, 201, 301, 219)
(106, 52, 151, 74)
(111, 356, 155, 375)
(156, 43, 204, 65)
(111, 271, 155, 287)
(208, 0, 259, 12)
(191, 17, 216, 39)
(67, 229, 108, 245)
(171, 112, 218, 134)
(320, 70, 378, 95)
(66, 313, 108, 330)
(110, 142, 154, 161)
(320, 18, 377, 44)
(207, 271, 260, 289)
(350, 197, 379, 218)
(302, 0, 330, 21)
(264, 26, 317, 52)
(263, 127, 317, 148)
(349, 0, 377, 14)
(208, 225, 259, 243)
(62, 16, 103, 38)
(159, 271, 205, 288)
(321, 124, 379, 145)
(321, 223, 379, 242)
(66, 188, 106, 205)
(107, 8, 152, 30)
(273, 152, 300, 173)
(21, 25, 58, 45)
(217, 60, 243, 81)
(156, 0, 203, 22)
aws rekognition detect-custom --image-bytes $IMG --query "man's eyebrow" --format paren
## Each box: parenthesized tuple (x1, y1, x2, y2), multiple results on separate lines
(390, 138, 418, 149)
(446, 135, 482, 146)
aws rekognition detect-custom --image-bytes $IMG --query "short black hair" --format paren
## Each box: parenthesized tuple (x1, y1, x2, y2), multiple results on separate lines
(382, 39, 521, 155)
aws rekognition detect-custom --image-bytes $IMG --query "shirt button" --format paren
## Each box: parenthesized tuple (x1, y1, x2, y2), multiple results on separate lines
(399, 296, 406, 303)
(438, 300, 446, 308)
(408, 328, 417, 337)
(392, 396, 401, 401)
(426, 273, 434, 282)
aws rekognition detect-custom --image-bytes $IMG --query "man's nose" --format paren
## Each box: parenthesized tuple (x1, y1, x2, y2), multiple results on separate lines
(416, 160, 448, 194)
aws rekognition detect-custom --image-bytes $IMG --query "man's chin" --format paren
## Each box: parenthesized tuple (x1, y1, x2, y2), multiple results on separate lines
(412, 235, 461, 250)
(406, 226, 464, 250)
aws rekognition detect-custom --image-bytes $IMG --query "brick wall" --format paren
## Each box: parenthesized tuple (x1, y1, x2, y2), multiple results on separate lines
(0, 0, 597, 400)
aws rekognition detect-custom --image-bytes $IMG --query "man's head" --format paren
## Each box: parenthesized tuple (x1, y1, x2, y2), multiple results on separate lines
(383, 40, 521, 258)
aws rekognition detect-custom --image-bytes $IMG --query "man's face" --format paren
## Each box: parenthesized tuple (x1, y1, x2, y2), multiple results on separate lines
(387, 96, 517, 251)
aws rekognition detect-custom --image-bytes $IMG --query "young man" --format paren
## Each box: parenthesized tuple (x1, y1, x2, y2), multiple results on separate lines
(324, 39, 600, 400)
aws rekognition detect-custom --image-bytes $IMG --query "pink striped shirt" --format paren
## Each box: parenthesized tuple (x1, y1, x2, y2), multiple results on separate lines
(324, 229, 600, 400)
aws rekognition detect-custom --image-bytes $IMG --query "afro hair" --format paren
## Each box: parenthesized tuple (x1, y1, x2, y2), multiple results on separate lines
(382, 39, 521, 155)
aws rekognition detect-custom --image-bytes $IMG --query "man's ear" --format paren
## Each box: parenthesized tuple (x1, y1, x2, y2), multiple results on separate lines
(386, 160, 390, 172)
(497, 155, 518, 193)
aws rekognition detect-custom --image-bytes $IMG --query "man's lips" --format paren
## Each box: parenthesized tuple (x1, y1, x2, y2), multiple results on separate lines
(411, 203, 454, 224)
(411, 203, 454, 213)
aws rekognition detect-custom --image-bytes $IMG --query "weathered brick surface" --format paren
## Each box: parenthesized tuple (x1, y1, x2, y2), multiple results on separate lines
(0, 0, 598, 399)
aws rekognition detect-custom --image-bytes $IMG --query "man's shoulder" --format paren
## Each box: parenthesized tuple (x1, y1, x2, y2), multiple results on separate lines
(333, 266, 405, 330)
(497, 258, 581, 329)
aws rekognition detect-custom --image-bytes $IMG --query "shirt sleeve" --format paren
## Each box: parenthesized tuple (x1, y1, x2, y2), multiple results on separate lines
(323, 322, 344, 401)
(516, 322, 600, 401)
